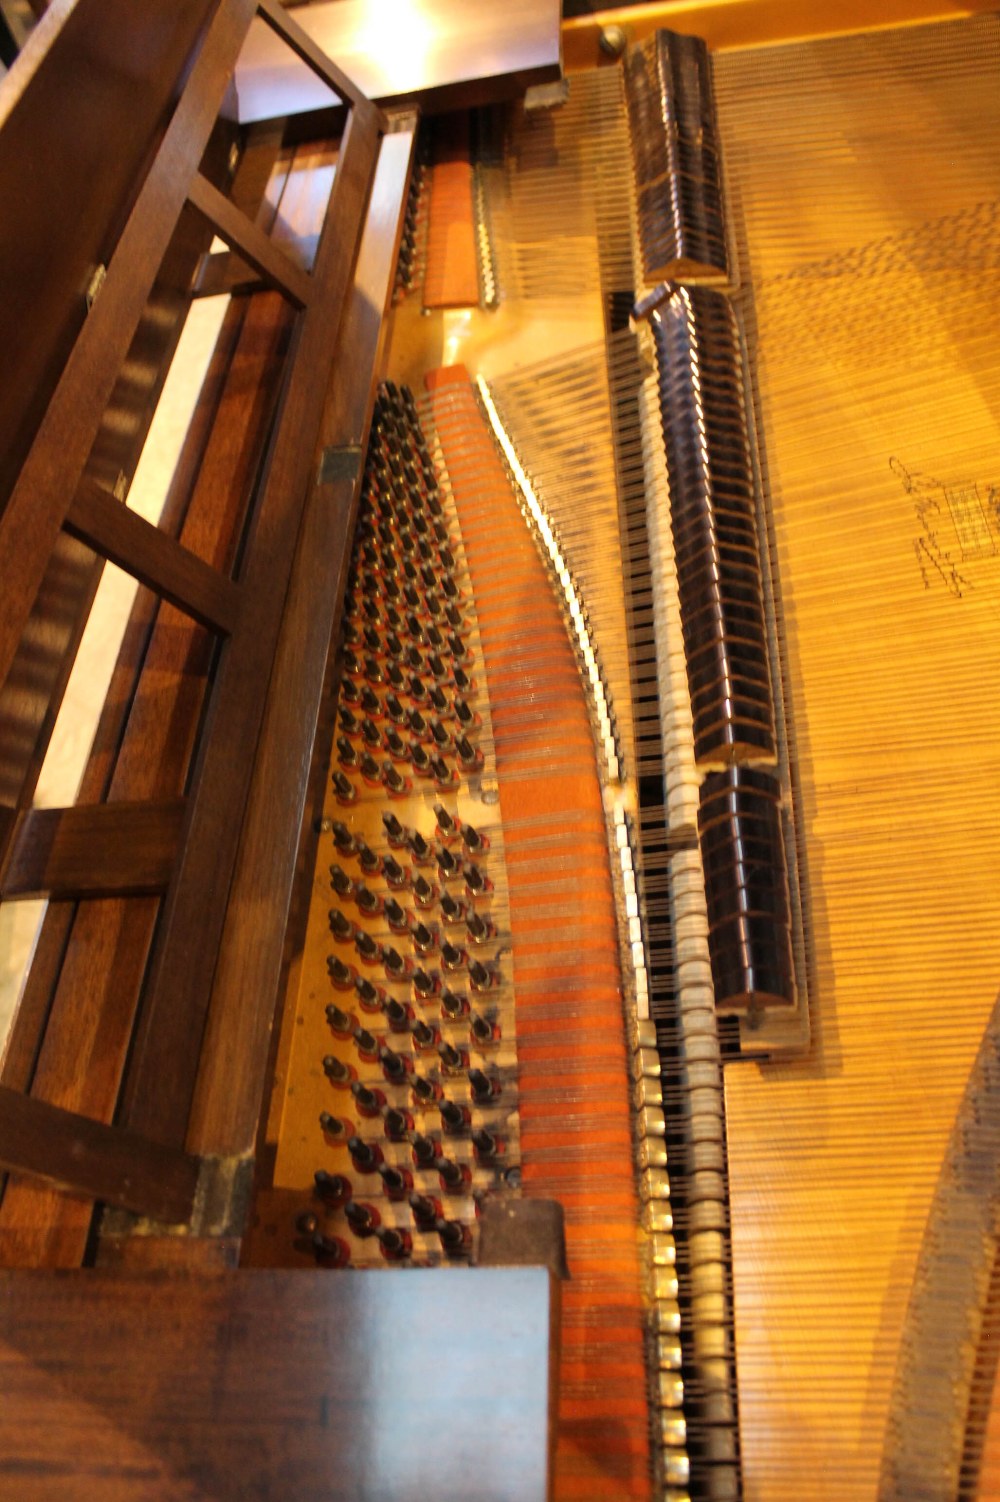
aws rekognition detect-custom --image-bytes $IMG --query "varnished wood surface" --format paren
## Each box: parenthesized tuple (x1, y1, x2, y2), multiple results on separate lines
(0, 1087, 199, 1223)
(233, 0, 561, 120)
(0, 800, 184, 901)
(187, 124, 416, 1159)
(187, 170, 315, 307)
(0, 1267, 556, 1502)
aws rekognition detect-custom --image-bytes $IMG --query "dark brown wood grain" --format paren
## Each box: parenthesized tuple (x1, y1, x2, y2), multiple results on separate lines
(0, 1267, 556, 1501)
(0, 801, 185, 901)
(188, 171, 315, 306)
(187, 123, 416, 1159)
(0, 0, 256, 699)
(0, 1088, 200, 1223)
(120, 104, 383, 1153)
(0, 0, 218, 508)
(65, 479, 240, 635)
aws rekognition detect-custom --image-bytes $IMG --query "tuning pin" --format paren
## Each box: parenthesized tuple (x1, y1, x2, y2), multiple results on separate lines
(468, 959, 496, 992)
(465, 911, 494, 945)
(456, 735, 483, 771)
(406, 610, 425, 642)
(382, 811, 406, 845)
(384, 725, 407, 758)
(412, 967, 439, 1001)
(382, 760, 410, 797)
(330, 864, 353, 898)
(440, 571, 457, 597)
(405, 645, 424, 674)
(409, 676, 427, 705)
(354, 929, 381, 965)
(329, 909, 354, 943)
(472, 1127, 502, 1164)
(327, 955, 355, 990)
(438, 1039, 469, 1074)
(311, 1231, 351, 1266)
(412, 1074, 443, 1108)
(408, 829, 432, 862)
(426, 653, 447, 682)
(382, 854, 407, 888)
(359, 686, 380, 717)
(319, 1111, 354, 1144)
(383, 1105, 415, 1141)
(453, 667, 473, 695)
(436, 846, 459, 879)
(384, 897, 410, 934)
(378, 1163, 414, 1201)
(445, 603, 464, 631)
(439, 1099, 470, 1137)
(412, 922, 437, 955)
(438, 1156, 472, 1191)
(453, 697, 475, 727)
(464, 863, 489, 897)
(384, 631, 404, 660)
(348, 1137, 385, 1174)
(341, 678, 361, 706)
(409, 708, 428, 737)
(440, 988, 470, 1020)
(384, 997, 414, 1032)
(439, 892, 466, 924)
(412, 873, 436, 908)
(412, 1133, 440, 1169)
(409, 1191, 443, 1231)
(429, 720, 450, 751)
(339, 706, 360, 737)
(344, 1200, 381, 1235)
(330, 820, 356, 855)
(358, 752, 381, 784)
(343, 649, 362, 678)
(332, 771, 356, 804)
(470, 1012, 500, 1046)
(355, 974, 384, 1013)
(357, 841, 380, 875)
(436, 1218, 472, 1256)
(425, 621, 444, 649)
(462, 823, 486, 854)
(353, 1026, 380, 1062)
(377, 1226, 413, 1262)
(325, 1002, 354, 1037)
(411, 1018, 439, 1051)
(384, 691, 408, 725)
(314, 1170, 352, 1208)
(383, 946, 410, 982)
(410, 742, 431, 775)
(468, 1068, 500, 1104)
(379, 1045, 412, 1084)
(323, 1054, 353, 1085)
(429, 683, 449, 714)
(355, 884, 381, 918)
(441, 940, 467, 972)
(336, 735, 356, 768)
(350, 1079, 386, 1118)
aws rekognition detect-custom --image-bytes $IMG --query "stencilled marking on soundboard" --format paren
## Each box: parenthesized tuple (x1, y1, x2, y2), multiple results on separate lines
(890, 457, 991, 598)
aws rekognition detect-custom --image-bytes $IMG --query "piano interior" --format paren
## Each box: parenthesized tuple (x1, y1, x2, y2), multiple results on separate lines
(1, 4, 1000, 1500)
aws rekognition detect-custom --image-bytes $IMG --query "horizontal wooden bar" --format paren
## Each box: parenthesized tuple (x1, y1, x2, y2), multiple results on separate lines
(188, 172, 313, 308)
(0, 0, 257, 701)
(65, 479, 241, 634)
(0, 1085, 200, 1223)
(256, 0, 378, 114)
(0, 799, 185, 900)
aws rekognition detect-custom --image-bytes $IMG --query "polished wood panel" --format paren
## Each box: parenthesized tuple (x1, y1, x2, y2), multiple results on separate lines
(187, 123, 416, 1159)
(0, 1267, 557, 1502)
(0, 801, 184, 901)
(65, 479, 240, 635)
(234, 0, 561, 119)
(0, 1087, 199, 1223)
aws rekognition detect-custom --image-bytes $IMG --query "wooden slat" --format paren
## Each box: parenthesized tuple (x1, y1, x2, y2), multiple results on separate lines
(256, 0, 378, 112)
(0, 1086, 200, 1223)
(187, 123, 417, 1158)
(120, 102, 383, 1151)
(192, 249, 266, 298)
(0, 1267, 556, 1502)
(65, 478, 241, 634)
(0, 801, 184, 900)
(0, 0, 256, 699)
(188, 171, 314, 308)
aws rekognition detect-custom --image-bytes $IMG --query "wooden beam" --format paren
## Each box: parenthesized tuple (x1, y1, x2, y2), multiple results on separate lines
(65, 479, 241, 635)
(120, 102, 383, 1151)
(0, 800, 184, 900)
(188, 172, 314, 308)
(0, 1086, 200, 1222)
